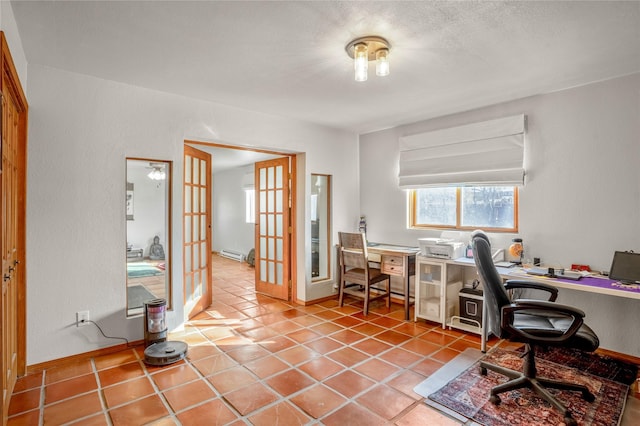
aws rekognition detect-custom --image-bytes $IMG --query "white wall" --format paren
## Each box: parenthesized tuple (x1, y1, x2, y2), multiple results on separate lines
(212, 165, 254, 257)
(0, 1, 28, 87)
(25, 64, 358, 365)
(359, 73, 640, 355)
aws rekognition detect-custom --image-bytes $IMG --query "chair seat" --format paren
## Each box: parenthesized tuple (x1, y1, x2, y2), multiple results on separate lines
(514, 313, 599, 352)
(344, 267, 388, 284)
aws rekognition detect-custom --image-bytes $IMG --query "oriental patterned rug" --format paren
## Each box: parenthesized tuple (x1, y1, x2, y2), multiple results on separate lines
(427, 347, 634, 426)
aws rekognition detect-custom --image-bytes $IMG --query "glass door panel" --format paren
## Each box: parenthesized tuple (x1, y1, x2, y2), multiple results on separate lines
(254, 157, 290, 300)
(183, 145, 212, 318)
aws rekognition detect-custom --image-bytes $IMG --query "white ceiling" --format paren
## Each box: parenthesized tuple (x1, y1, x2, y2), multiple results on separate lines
(10, 1, 640, 137)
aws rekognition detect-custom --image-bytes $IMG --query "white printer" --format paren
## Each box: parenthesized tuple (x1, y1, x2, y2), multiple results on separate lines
(418, 238, 465, 260)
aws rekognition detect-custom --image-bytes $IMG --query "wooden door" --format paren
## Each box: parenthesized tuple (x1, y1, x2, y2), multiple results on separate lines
(0, 32, 27, 425)
(183, 146, 212, 318)
(254, 157, 290, 300)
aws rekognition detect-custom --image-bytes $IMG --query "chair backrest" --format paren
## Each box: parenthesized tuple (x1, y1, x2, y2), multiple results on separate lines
(338, 232, 369, 271)
(472, 231, 512, 338)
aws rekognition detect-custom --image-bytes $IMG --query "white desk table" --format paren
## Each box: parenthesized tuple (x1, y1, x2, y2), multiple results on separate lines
(449, 257, 640, 351)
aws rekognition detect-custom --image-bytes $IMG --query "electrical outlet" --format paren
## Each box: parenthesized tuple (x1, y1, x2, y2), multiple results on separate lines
(76, 311, 89, 327)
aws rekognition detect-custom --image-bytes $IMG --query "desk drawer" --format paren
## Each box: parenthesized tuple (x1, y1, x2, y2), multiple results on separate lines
(382, 255, 404, 275)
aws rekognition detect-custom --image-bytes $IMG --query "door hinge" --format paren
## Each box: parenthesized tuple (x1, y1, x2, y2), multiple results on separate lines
(289, 280, 292, 289)
(288, 226, 292, 234)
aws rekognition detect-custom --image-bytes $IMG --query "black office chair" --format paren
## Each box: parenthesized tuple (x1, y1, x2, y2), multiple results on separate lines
(472, 231, 599, 426)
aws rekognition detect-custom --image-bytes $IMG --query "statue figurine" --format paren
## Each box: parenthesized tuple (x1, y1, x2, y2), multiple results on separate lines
(149, 236, 165, 260)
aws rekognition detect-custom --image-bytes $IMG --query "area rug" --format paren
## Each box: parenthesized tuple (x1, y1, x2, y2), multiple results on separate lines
(127, 285, 156, 309)
(127, 262, 164, 278)
(516, 346, 638, 386)
(427, 348, 631, 426)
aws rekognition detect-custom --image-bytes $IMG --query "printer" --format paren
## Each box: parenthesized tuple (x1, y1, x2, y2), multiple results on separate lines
(418, 238, 465, 260)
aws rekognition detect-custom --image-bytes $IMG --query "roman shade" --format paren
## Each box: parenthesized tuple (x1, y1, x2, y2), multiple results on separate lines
(398, 114, 526, 188)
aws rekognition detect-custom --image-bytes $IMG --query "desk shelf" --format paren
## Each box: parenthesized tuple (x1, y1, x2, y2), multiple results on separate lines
(447, 316, 482, 335)
(415, 256, 477, 330)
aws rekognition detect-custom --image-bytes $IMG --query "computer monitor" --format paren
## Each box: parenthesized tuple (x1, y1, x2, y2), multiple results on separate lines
(608, 251, 640, 285)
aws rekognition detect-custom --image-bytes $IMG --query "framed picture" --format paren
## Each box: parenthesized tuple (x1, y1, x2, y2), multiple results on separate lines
(126, 182, 134, 220)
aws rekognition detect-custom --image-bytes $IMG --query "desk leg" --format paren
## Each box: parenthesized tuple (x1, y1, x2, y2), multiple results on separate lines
(481, 298, 487, 353)
(404, 262, 411, 321)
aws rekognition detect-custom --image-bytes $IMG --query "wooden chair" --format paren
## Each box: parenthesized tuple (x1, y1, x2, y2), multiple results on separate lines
(338, 232, 391, 315)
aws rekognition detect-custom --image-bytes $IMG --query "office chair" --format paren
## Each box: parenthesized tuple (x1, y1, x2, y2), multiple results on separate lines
(472, 231, 599, 426)
(338, 232, 391, 316)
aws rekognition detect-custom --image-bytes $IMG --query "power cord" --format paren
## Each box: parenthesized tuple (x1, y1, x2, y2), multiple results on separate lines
(81, 319, 132, 347)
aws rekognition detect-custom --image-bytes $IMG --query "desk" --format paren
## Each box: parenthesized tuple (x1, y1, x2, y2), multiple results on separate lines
(416, 255, 640, 352)
(447, 257, 640, 351)
(500, 268, 640, 300)
(367, 243, 420, 321)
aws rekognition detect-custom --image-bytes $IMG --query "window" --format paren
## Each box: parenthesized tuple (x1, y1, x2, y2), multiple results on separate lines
(409, 186, 518, 232)
(245, 189, 255, 223)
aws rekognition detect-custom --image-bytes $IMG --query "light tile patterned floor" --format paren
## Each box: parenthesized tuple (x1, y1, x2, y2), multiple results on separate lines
(8, 255, 639, 425)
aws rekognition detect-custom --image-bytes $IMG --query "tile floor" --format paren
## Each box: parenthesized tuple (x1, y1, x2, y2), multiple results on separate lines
(8, 255, 639, 425)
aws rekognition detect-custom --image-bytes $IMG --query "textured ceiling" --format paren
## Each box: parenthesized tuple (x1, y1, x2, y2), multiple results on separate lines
(10, 1, 640, 135)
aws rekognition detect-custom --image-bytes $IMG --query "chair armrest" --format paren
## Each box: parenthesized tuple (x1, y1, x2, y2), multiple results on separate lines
(504, 279, 558, 301)
(511, 299, 586, 317)
(501, 299, 584, 343)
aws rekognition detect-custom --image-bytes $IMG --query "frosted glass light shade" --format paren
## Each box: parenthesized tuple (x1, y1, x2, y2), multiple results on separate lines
(376, 48, 389, 76)
(148, 169, 166, 180)
(354, 43, 368, 82)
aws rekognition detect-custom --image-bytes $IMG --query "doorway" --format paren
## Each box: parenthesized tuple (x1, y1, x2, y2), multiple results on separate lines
(183, 141, 297, 316)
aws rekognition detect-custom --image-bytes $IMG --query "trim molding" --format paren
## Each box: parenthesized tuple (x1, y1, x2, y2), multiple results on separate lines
(26, 340, 144, 374)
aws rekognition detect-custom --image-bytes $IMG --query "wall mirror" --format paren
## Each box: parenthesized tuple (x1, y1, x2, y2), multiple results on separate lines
(126, 158, 172, 316)
(311, 174, 331, 281)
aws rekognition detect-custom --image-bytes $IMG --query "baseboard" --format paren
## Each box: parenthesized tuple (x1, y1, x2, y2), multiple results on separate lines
(296, 294, 338, 306)
(597, 347, 640, 367)
(26, 340, 144, 374)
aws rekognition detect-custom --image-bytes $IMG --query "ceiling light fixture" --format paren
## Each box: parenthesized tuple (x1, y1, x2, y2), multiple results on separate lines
(147, 164, 166, 180)
(345, 36, 391, 82)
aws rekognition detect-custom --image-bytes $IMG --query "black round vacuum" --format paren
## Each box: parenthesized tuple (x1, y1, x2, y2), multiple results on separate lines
(142, 299, 188, 366)
(144, 341, 188, 366)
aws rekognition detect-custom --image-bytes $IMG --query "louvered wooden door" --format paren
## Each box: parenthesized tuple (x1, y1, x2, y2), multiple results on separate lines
(0, 32, 27, 425)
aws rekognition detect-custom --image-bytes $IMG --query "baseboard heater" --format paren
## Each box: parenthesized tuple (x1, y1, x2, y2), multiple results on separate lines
(219, 249, 244, 262)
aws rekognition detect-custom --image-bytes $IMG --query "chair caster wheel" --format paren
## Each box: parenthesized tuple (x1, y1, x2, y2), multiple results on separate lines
(583, 390, 595, 402)
(480, 367, 487, 376)
(564, 416, 577, 426)
(489, 394, 501, 405)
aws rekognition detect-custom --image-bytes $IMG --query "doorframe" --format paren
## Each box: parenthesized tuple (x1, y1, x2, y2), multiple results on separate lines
(184, 140, 298, 303)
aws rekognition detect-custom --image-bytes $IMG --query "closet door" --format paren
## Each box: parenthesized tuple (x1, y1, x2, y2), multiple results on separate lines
(0, 32, 27, 424)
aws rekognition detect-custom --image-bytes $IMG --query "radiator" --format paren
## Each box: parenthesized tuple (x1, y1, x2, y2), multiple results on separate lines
(220, 249, 244, 262)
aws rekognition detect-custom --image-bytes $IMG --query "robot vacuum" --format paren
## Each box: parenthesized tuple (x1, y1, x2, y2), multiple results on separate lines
(143, 340, 188, 366)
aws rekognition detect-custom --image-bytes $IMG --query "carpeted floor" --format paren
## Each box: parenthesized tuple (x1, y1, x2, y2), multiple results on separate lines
(416, 347, 638, 426)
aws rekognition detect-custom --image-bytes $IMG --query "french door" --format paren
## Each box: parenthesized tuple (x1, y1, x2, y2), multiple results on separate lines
(183, 146, 212, 319)
(254, 157, 290, 300)
(1, 32, 27, 425)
